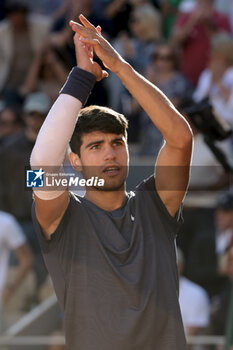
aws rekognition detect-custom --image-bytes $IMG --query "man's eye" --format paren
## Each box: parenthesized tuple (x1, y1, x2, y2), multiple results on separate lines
(90, 145, 99, 150)
(113, 141, 123, 146)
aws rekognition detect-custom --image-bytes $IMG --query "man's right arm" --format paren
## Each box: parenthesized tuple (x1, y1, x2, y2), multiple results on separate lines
(31, 88, 83, 238)
(30, 34, 107, 239)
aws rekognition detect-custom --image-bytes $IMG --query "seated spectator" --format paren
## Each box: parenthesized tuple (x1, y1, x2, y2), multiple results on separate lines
(0, 107, 23, 148)
(177, 248, 210, 344)
(182, 191, 233, 336)
(0, 211, 32, 333)
(139, 42, 193, 155)
(193, 33, 233, 128)
(0, 2, 51, 101)
(0, 92, 51, 303)
(172, 0, 231, 85)
(147, 42, 193, 107)
(21, 42, 68, 103)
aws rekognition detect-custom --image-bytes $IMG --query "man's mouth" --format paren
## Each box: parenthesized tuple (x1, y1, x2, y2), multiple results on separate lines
(103, 165, 121, 176)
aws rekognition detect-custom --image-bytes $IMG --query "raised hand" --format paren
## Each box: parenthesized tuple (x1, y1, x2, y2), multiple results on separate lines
(73, 28, 109, 82)
(73, 31, 108, 81)
(69, 15, 125, 75)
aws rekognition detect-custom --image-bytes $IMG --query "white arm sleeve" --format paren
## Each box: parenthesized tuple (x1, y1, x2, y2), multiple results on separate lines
(30, 94, 82, 199)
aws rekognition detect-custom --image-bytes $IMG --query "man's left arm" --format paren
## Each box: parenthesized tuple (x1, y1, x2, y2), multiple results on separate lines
(116, 64, 193, 216)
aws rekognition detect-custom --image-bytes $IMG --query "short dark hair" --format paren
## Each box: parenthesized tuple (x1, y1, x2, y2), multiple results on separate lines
(70, 105, 128, 156)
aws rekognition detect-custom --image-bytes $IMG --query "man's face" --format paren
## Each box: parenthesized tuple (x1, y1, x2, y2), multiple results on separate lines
(215, 209, 233, 232)
(78, 131, 129, 191)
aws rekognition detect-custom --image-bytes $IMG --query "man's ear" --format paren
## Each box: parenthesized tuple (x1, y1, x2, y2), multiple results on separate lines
(69, 151, 82, 172)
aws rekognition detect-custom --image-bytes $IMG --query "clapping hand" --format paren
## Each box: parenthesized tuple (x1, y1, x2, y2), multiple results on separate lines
(70, 15, 125, 76)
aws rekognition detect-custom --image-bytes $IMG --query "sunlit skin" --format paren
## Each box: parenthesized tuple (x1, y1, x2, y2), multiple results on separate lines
(70, 131, 129, 211)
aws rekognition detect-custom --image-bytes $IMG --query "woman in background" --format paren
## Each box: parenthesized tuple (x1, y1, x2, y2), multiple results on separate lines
(193, 33, 233, 129)
(139, 42, 193, 155)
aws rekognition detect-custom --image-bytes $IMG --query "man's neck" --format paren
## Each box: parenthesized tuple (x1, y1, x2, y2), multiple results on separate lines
(85, 188, 127, 212)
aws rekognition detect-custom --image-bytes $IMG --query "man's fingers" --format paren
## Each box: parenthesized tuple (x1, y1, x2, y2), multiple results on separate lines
(79, 14, 96, 31)
(70, 20, 85, 33)
(79, 37, 100, 47)
(70, 21, 98, 41)
(96, 25, 102, 34)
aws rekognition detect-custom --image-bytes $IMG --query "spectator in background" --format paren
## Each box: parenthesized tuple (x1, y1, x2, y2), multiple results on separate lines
(177, 248, 210, 347)
(181, 192, 233, 336)
(22, 0, 64, 19)
(160, 0, 183, 38)
(106, 3, 162, 143)
(103, 0, 132, 38)
(183, 190, 232, 299)
(193, 33, 233, 129)
(0, 210, 32, 333)
(101, 0, 160, 38)
(107, 3, 162, 111)
(20, 42, 68, 103)
(172, 0, 231, 85)
(0, 2, 51, 102)
(147, 43, 193, 107)
(126, 3, 162, 72)
(139, 42, 193, 155)
(0, 92, 51, 305)
(215, 0, 233, 33)
(48, 0, 95, 70)
(0, 107, 23, 148)
(177, 112, 232, 276)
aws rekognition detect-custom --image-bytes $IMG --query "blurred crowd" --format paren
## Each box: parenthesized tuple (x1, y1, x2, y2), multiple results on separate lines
(0, 0, 233, 349)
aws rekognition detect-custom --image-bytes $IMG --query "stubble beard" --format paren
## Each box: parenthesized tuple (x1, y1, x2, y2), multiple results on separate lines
(82, 166, 128, 192)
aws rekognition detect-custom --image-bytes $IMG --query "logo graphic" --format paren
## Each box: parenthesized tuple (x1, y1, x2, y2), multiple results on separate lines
(26, 168, 45, 188)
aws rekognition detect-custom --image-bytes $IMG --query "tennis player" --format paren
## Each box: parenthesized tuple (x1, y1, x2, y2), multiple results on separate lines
(31, 14, 193, 350)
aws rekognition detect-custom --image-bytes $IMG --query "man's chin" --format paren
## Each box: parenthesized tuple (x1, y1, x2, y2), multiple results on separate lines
(94, 184, 124, 192)
(90, 175, 125, 192)
(82, 170, 128, 192)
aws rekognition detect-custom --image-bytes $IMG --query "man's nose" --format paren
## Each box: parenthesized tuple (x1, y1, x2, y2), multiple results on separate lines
(104, 146, 116, 161)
